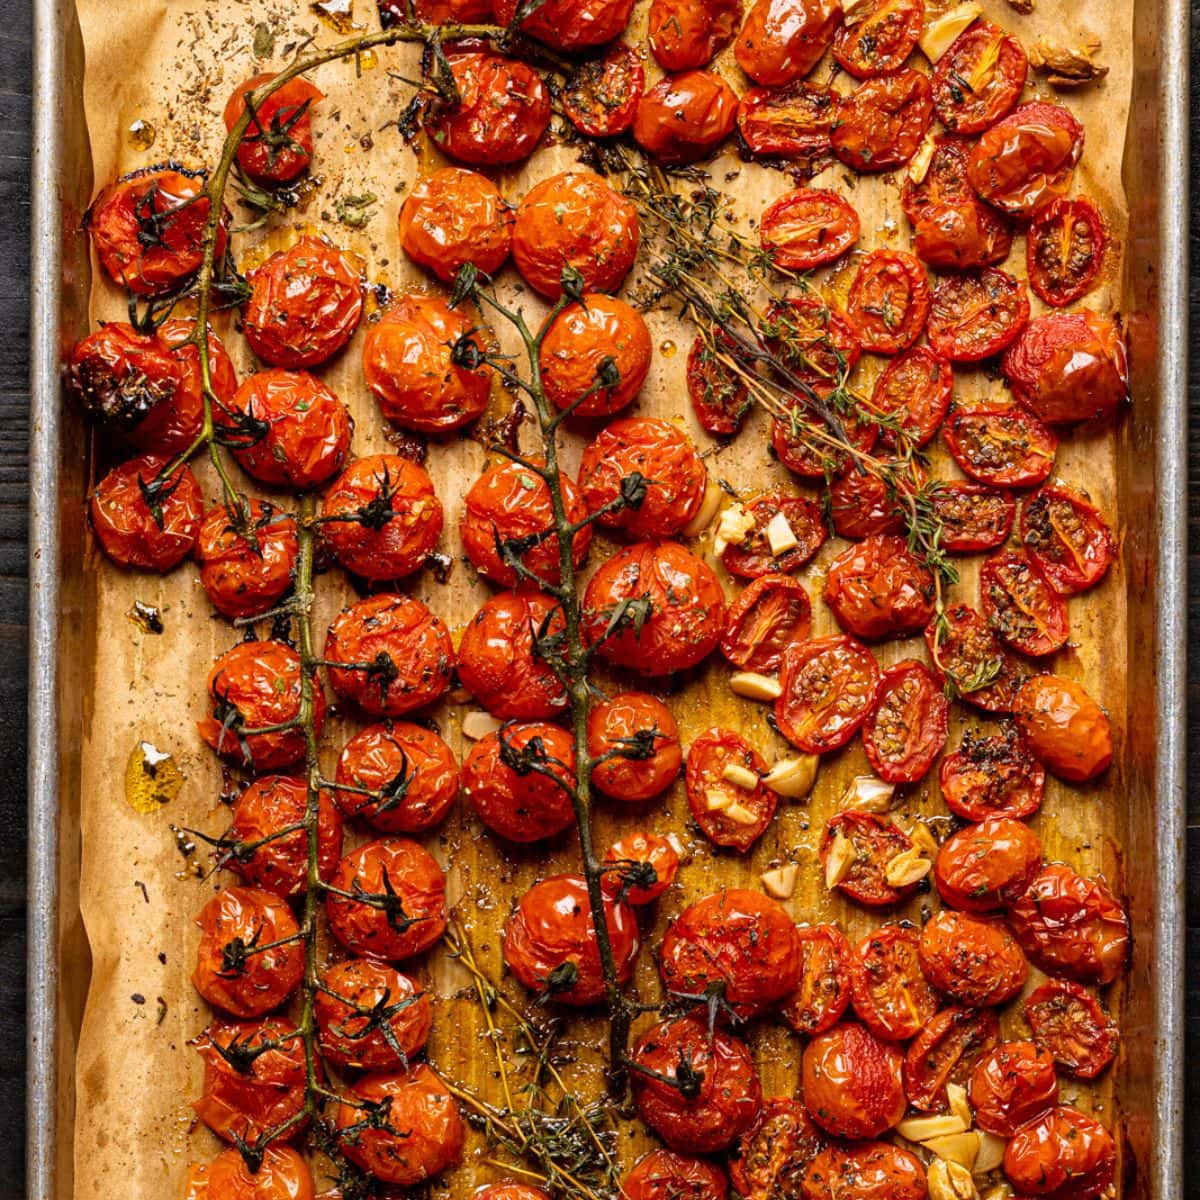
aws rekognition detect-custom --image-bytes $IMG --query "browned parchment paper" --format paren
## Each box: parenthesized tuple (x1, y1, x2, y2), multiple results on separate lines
(71, 0, 1133, 1195)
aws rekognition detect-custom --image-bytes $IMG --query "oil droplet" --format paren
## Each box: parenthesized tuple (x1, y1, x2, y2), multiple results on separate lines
(357, 49, 378, 71)
(311, 0, 359, 33)
(125, 741, 184, 814)
(127, 119, 156, 150)
(660, 340, 677, 358)
(127, 600, 164, 634)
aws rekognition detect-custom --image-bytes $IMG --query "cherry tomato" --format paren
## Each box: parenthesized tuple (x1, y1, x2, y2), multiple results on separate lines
(943, 406, 1058, 492)
(650, 0, 741, 69)
(831, 69, 933, 172)
(563, 43, 644, 137)
(802, 1021, 906, 1138)
(1002, 310, 1128, 426)
(925, 603, 1032, 711)
(775, 403, 879, 481)
(334, 721, 460, 834)
(578, 417, 706, 539)
(90, 454, 202, 572)
(335, 1066, 464, 1186)
(824, 535, 935, 641)
(1012, 674, 1113, 781)
(603, 831, 680, 904)
(685, 727, 775, 852)
(1027, 196, 1108, 307)
(503, 873, 639, 1004)
(735, 0, 841, 85)
(981, 549, 1069, 657)
(776, 635, 881, 753)
(849, 923, 938, 1041)
(872, 345, 952, 448)
(919, 909, 1029, 1006)
(932, 22, 1027, 134)
(588, 692, 682, 802)
(398, 167, 513, 282)
(864, 659, 948, 784)
(687, 330, 753, 436)
(462, 722, 576, 842)
(582, 541, 726, 675)
(660, 889, 802, 1018)
(192, 887, 304, 1018)
(827, 462, 915, 540)
(1003, 1105, 1116, 1200)
(427, 52, 550, 166)
(737, 81, 837, 164)
(928, 481, 1015, 554)
(1025, 979, 1118, 1080)
(623, 1149, 729, 1200)
(633, 70, 740, 164)
(801, 1142, 926, 1200)
(721, 574, 812, 672)
(969, 1040, 1060, 1137)
(934, 816, 1043, 913)
(760, 188, 860, 271)
(730, 1097, 825, 1200)
(223, 74, 323, 185)
(939, 726, 1046, 822)
(325, 837, 448, 961)
(903, 1006, 1000, 1112)
(765, 294, 862, 393)
(782, 924, 853, 1036)
(845, 250, 930, 354)
(1021, 484, 1115, 596)
(511, 171, 639, 299)
(833, 0, 922, 76)
(927, 268, 1029, 363)
(183, 1145, 314, 1200)
(198, 640, 321, 772)
(819, 811, 916, 908)
(493, 0, 634, 49)
(197, 501, 298, 620)
(721, 494, 827, 578)
(631, 1015, 762, 1153)
(472, 1187, 551, 1200)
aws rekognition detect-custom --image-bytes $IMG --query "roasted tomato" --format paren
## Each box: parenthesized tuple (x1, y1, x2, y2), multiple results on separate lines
(183, 1145, 314, 1200)
(320, 454, 444, 581)
(1009, 863, 1129, 985)
(334, 721, 460, 834)
(845, 250, 930, 354)
(1027, 197, 1108, 307)
(603, 831, 681, 904)
(720, 494, 827, 579)
(685, 727, 775, 852)
(776, 635, 881, 752)
(192, 887, 304, 1017)
(1004, 1105, 1116, 1200)
(831, 69, 933, 172)
(919, 909, 1028, 1006)
(579, 417, 706, 539)
(624, 1149, 730, 1200)
(336, 1066, 463, 1186)
(849, 923, 939, 1042)
(227, 775, 342, 898)
(631, 1015, 762, 1153)
(801, 1142, 926, 1200)
(588, 692, 682, 802)
(775, 403, 879, 482)
(900, 136, 1013, 271)
(472, 1187, 552, 1200)
(462, 722, 576, 842)
(222, 369, 352, 489)
(782, 924, 853, 1036)
(427, 52, 550, 166)
(493, 0, 634, 49)
(820, 812, 917, 908)
(935, 816, 1043, 913)
(735, 0, 841, 85)
(737, 81, 837, 164)
(1012, 674, 1113, 781)
(223, 74, 323, 185)
(503, 873, 639, 1004)
(765, 294, 862, 392)
(873, 345, 952, 448)
(760, 188, 860, 271)
(729, 1097, 825, 1200)
(802, 1021, 906, 1139)
(633, 70, 739, 164)
(324, 594, 453, 717)
(650, 0, 742, 68)
(1021, 484, 1115, 596)
(721, 575, 812, 672)
(827, 462, 915, 540)
(980, 550, 1069, 657)
(832, 0, 921, 76)
(90, 454, 202, 572)
(316, 959, 432, 1073)
(197, 501, 298, 620)
(687, 330, 752, 436)
(939, 727, 1046, 821)
(927, 603, 1032, 712)
(969, 1040, 1060, 1137)
(192, 1016, 310, 1142)
(242, 236, 363, 369)
(1002, 310, 1128, 426)
(863, 660, 948, 784)
(927, 268, 1029, 362)
(931, 22, 1027, 134)
(903, 1006, 1000, 1112)
(824, 535, 935, 641)
(562, 44, 644, 137)
(582, 541, 726, 675)
(398, 167, 512, 282)
(929, 482, 1016, 554)
(511, 172, 639, 299)
(1025, 979, 1118, 1080)
(88, 165, 225, 295)
(943, 406, 1057, 489)
(198, 641, 321, 772)
(326, 838, 447, 961)
(659, 889, 802, 1018)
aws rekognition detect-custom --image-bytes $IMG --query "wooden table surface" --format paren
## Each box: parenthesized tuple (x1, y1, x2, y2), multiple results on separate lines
(0, 4, 1193, 1197)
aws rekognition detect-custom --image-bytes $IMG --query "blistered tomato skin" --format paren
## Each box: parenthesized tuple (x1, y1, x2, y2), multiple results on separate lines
(1012, 674, 1113, 782)
(801, 1021, 906, 1139)
(1025, 978, 1119, 1079)
(223, 74, 323, 185)
(588, 692, 682, 802)
(398, 167, 512, 282)
(729, 1096, 825, 1200)
(685, 727, 776, 851)
(184, 1145, 315, 1200)
(90, 455, 203, 572)
(1003, 1105, 1116, 1200)
(903, 1006, 1000, 1112)
(316, 959, 431, 1073)
(918, 909, 1029, 1006)
(782, 924, 853, 1036)
(633, 70, 739, 164)
(735, 0, 842, 86)
(493, 0, 634, 49)
(197, 501, 299, 620)
(801, 1142, 926, 1200)
(824, 535, 935, 642)
(562, 44, 644, 138)
(848, 923, 939, 1042)
(603, 831, 680, 904)
(737, 81, 837, 163)
(935, 816, 1044, 913)
(830, 69, 933, 173)
(649, 0, 743, 70)
(623, 1148, 730, 1200)
(471, 1187, 552, 1200)
(970, 1040, 1060, 1137)
(776, 635, 881, 754)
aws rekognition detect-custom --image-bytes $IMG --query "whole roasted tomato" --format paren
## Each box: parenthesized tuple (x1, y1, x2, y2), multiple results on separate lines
(242, 236, 363, 369)
(927, 268, 1029, 362)
(223, 74, 323, 185)
(687, 329, 752, 435)
(1021, 484, 1115, 595)
(863, 660, 948, 784)
(873, 345, 952, 449)
(980, 549, 1069, 657)
(457, 590, 568, 719)
(578, 417, 706, 540)
(650, 0, 742, 69)
(633, 70, 739, 164)
(325, 838, 448, 961)
(1003, 1105, 1116, 1200)
(398, 167, 513, 282)
(588, 692, 682, 802)
(721, 575, 812, 673)
(776, 635, 880, 753)
(903, 1006, 1000, 1112)
(969, 1040, 1059, 1137)
(831, 70, 933, 173)
(90, 454, 202, 572)
(782, 924, 852, 1036)
(1027, 196, 1108, 307)
(760, 188, 860, 271)
(582, 541, 726, 675)
(183, 1145, 314, 1200)
(935, 816, 1043, 913)
(737, 81, 837, 164)
(929, 482, 1015, 553)
(334, 721, 460, 834)
(503, 873, 639, 1004)
(631, 1015, 762, 1153)
(927, 602, 1032, 712)
(660, 889, 802, 1018)
(562, 44, 644, 137)
(942, 406, 1057, 489)
(919, 909, 1028, 1006)
(833, 0, 921, 76)
(720, 494, 826, 578)
(192, 887, 304, 1018)
(932, 22, 1027, 134)
(849, 923, 939, 1041)
(801, 1143, 926, 1200)
(1025, 979, 1119, 1079)
(493, 0, 633, 48)
(623, 1149, 730, 1200)
(730, 1097, 825, 1200)
(824, 535, 935, 641)
(735, 0, 841, 85)
(603, 831, 681, 904)
(802, 1021, 906, 1139)
(685, 727, 775, 852)
(324, 594, 452, 718)
(845, 250, 930, 354)
(939, 727, 1046, 821)
(197, 500, 299, 620)
(1012, 674, 1113, 781)
(820, 812, 917, 908)
(512, 172, 638, 299)
(462, 722, 576, 842)
(320, 454, 444, 580)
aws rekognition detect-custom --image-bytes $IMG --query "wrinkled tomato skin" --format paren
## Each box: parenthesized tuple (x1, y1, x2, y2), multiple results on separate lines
(802, 1021, 906, 1139)
(502, 873, 639, 1004)
(623, 1149, 730, 1200)
(831, 69, 933, 173)
(1008, 863, 1130, 986)
(776, 406, 879, 483)
(721, 574, 813, 672)
(926, 602, 1032, 713)
(472, 1187, 552, 1200)
(1003, 1105, 1116, 1200)
(90, 455, 202, 572)
(563, 44, 644, 137)
(685, 727, 775, 852)
(932, 22, 1027, 135)
(1012, 674, 1113, 782)
(1021, 484, 1115, 596)
(735, 0, 841, 86)
(828, 466, 911, 540)
(918, 909, 1029, 1006)
(832, 0, 922, 77)
(935, 816, 1043, 913)
(863, 659, 948, 784)
(981, 549, 1069, 657)
(659, 889, 802, 1018)
(824, 535, 935, 642)
(223, 74, 323, 185)
(782, 924, 853, 1036)
(801, 1142, 926, 1200)
(939, 727, 1046, 822)
(1025, 979, 1119, 1079)
(399, 167, 512, 283)
(820, 812, 916, 908)
(903, 1006, 1000, 1112)
(1027, 197, 1108, 307)
(930, 482, 1016, 554)
(760, 188, 860, 271)
(197, 501, 299, 620)
(849, 923, 939, 1041)
(942, 407, 1058, 490)
(603, 831, 680, 904)
(183, 1145, 314, 1200)
(927, 268, 1030, 362)
(493, 0, 634, 50)
(776, 635, 881, 753)
(846, 250, 930, 354)
(631, 1015, 762, 1154)
(721, 494, 827, 578)
(970, 1040, 1060, 1137)
(588, 692, 682, 802)
(874, 345, 952, 448)
(686, 330, 752, 435)
(737, 81, 837, 164)
(730, 1097, 825, 1199)
(650, 0, 742, 70)
(633, 70, 739, 164)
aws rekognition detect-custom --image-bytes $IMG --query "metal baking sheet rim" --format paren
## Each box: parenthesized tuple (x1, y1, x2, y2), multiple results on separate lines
(22, 2, 1189, 1197)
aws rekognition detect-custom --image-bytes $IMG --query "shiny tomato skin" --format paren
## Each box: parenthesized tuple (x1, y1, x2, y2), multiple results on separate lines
(649, 0, 742, 70)
(824, 535, 936, 642)
(782, 923, 853, 1036)
(760, 188, 860, 271)
(721, 574, 812, 672)
(802, 1021, 906, 1139)
(563, 44, 644, 137)
(775, 404, 879, 482)
(603, 831, 680, 904)
(197, 501, 298, 620)
(820, 811, 916, 908)
(90, 454, 202, 572)
(766, 294, 862, 392)
(493, 0, 634, 49)
(903, 1005, 1000, 1112)
(1021, 484, 1115, 595)
(1025, 979, 1118, 1079)
(325, 838, 448, 962)
(1027, 197, 1108, 307)
(919, 908, 1029, 1006)
(939, 727, 1046, 821)
(192, 887, 304, 1018)
(943, 407, 1058, 490)
(729, 1096, 825, 1199)
(737, 81, 837, 164)
(935, 816, 1043, 913)
(929, 481, 1016, 554)
(223, 74, 323, 185)
(929, 596, 1041, 712)
(873, 345, 952, 449)
(183, 1145, 314, 1200)
(399, 167, 512, 282)
(776, 636, 880, 753)
(863, 659, 948, 784)
(849, 923, 939, 1041)
(686, 330, 752, 435)
(832, 0, 922, 76)
(831, 69, 933, 173)
(845, 250, 930, 354)
(633, 70, 739, 164)
(1012, 674, 1113, 782)
(801, 1142, 926, 1200)
(685, 727, 775, 852)
(391, 0, 495, 17)
(827, 464, 912, 540)
(981, 549, 1069, 657)
(1003, 1105, 1116, 1200)
(588, 692, 682, 802)
(932, 22, 1027, 134)
(623, 1148, 730, 1200)
(927, 268, 1029, 362)
(471, 1187, 552, 1200)
(735, 0, 841, 85)
(721, 494, 827, 578)
(970, 1040, 1060, 1137)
